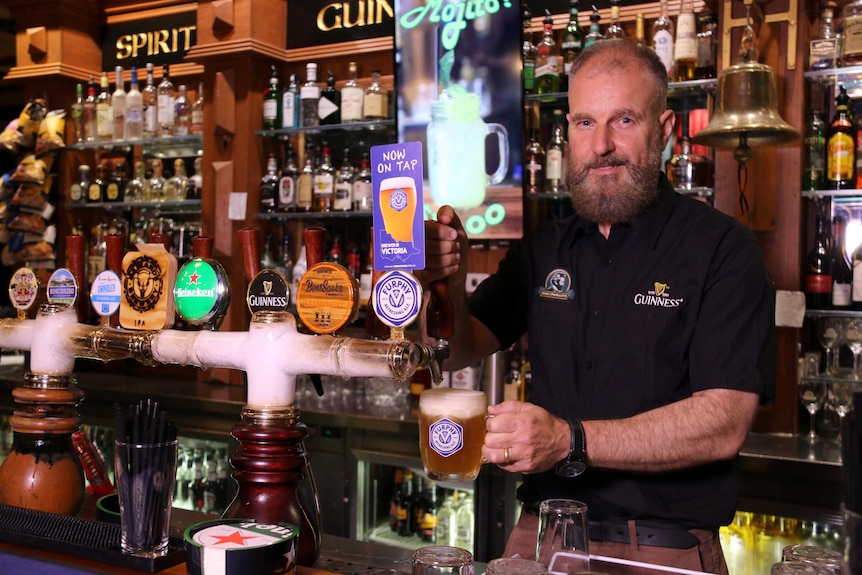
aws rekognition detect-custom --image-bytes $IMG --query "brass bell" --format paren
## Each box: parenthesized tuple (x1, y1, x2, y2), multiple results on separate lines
(692, 60, 800, 148)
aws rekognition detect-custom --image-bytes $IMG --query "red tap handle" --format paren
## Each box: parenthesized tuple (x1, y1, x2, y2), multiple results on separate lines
(150, 232, 171, 253)
(426, 279, 454, 339)
(192, 235, 214, 259)
(303, 226, 326, 268)
(365, 269, 389, 339)
(238, 228, 261, 284)
(105, 234, 125, 276)
(65, 234, 88, 322)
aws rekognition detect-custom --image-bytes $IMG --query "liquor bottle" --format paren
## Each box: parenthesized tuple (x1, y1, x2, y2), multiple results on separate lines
(389, 468, 403, 532)
(341, 62, 364, 123)
(301, 63, 321, 128)
(84, 76, 98, 142)
(635, 14, 646, 46)
(70, 83, 85, 144)
(166, 158, 188, 201)
(263, 65, 281, 130)
(453, 491, 474, 550)
(148, 159, 166, 201)
(282, 74, 300, 129)
(333, 147, 353, 211)
(674, 0, 697, 81)
(105, 161, 124, 202)
(803, 110, 826, 191)
(810, 4, 840, 70)
(125, 66, 144, 140)
(328, 235, 343, 266)
(96, 71, 113, 142)
(695, 13, 718, 79)
(525, 128, 545, 194)
(606, 0, 625, 39)
(319, 71, 341, 125)
(174, 84, 191, 136)
(185, 157, 203, 200)
(124, 161, 149, 202)
(157, 64, 175, 136)
(806, 212, 833, 310)
(347, 242, 360, 280)
(88, 222, 108, 286)
(419, 482, 438, 543)
(827, 86, 855, 189)
(203, 463, 219, 514)
(352, 151, 373, 211)
(545, 109, 567, 194)
(397, 469, 415, 536)
(584, 7, 604, 48)
(844, 0, 862, 66)
(852, 230, 862, 309)
(70, 164, 89, 205)
(143, 63, 158, 137)
(191, 82, 204, 135)
(561, 1, 583, 81)
(832, 215, 852, 309)
(279, 143, 299, 212)
(189, 463, 205, 511)
(522, 3, 537, 94)
(297, 148, 314, 212)
(89, 161, 107, 203)
(112, 65, 126, 141)
(313, 144, 335, 212)
(436, 492, 455, 546)
(290, 242, 307, 307)
(652, 0, 675, 78)
(260, 154, 279, 213)
(215, 461, 230, 513)
(411, 474, 425, 536)
(665, 110, 713, 190)
(363, 69, 388, 120)
(535, 11, 561, 95)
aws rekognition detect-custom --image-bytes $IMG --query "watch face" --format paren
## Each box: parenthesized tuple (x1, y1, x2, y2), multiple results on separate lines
(557, 460, 587, 478)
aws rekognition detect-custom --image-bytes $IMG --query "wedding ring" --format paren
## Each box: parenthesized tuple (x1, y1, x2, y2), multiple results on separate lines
(503, 447, 510, 465)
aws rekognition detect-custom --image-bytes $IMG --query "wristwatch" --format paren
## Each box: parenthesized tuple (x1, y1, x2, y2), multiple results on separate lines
(556, 419, 587, 478)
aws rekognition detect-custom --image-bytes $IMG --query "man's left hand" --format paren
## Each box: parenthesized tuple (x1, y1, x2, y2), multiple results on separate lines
(483, 400, 571, 473)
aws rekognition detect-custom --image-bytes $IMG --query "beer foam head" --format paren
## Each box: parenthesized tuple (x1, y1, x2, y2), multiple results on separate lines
(420, 388, 486, 418)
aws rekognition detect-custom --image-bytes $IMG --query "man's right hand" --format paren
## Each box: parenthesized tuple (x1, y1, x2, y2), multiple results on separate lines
(416, 206, 470, 292)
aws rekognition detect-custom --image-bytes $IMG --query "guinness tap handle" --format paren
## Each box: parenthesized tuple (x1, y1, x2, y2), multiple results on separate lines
(192, 235, 214, 259)
(238, 227, 261, 284)
(303, 226, 326, 267)
(66, 234, 87, 322)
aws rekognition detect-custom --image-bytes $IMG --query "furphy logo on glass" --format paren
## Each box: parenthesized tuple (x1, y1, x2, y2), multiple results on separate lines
(429, 418, 464, 457)
(633, 282, 685, 308)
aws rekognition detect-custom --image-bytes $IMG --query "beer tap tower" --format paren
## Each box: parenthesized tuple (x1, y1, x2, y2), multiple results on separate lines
(0, 229, 438, 566)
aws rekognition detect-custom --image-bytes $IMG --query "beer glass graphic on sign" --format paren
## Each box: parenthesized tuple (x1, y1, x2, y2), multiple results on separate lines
(379, 176, 417, 243)
(419, 388, 487, 482)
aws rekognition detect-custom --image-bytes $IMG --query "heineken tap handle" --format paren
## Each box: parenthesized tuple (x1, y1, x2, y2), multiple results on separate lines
(66, 234, 88, 322)
(192, 235, 214, 259)
(238, 227, 261, 284)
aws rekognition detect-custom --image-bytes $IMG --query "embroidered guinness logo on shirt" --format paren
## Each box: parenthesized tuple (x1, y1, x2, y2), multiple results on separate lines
(537, 268, 574, 302)
(634, 281, 685, 308)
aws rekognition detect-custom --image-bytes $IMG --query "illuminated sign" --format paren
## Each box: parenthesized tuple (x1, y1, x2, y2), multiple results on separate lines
(102, 12, 197, 70)
(287, 0, 394, 49)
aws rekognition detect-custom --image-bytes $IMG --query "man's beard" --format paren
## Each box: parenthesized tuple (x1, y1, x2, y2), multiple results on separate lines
(567, 132, 664, 224)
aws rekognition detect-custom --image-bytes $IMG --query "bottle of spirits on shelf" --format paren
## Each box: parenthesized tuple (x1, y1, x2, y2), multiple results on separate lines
(124, 161, 149, 202)
(260, 154, 279, 213)
(263, 65, 281, 130)
(810, 3, 840, 70)
(313, 144, 335, 212)
(545, 109, 567, 194)
(185, 157, 202, 201)
(695, 13, 718, 79)
(584, 7, 604, 49)
(363, 69, 388, 120)
(826, 86, 855, 190)
(143, 63, 158, 138)
(297, 146, 315, 212)
(89, 161, 107, 203)
(174, 85, 191, 136)
(88, 222, 108, 286)
(334, 147, 353, 211)
(157, 64, 175, 137)
(561, 0, 583, 80)
(70, 164, 89, 205)
(535, 10, 561, 95)
(148, 159, 166, 201)
(635, 14, 646, 46)
(803, 109, 826, 192)
(279, 142, 299, 212)
(522, 3, 537, 94)
(84, 75, 98, 143)
(319, 71, 341, 125)
(341, 62, 364, 123)
(606, 0, 625, 39)
(112, 65, 126, 141)
(166, 158, 188, 201)
(806, 212, 833, 310)
(525, 128, 545, 194)
(665, 109, 713, 190)
(832, 215, 852, 310)
(105, 161, 124, 202)
(282, 74, 300, 129)
(652, 0, 674, 78)
(125, 66, 143, 140)
(843, 0, 862, 66)
(96, 71, 113, 142)
(674, 0, 697, 82)
(353, 151, 373, 211)
(70, 83, 85, 144)
(301, 63, 321, 128)
(852, 229, 862, 310)
(191, 82, 204, 135)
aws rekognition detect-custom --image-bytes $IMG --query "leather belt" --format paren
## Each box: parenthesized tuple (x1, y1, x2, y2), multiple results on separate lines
(521, 502, 699, 550)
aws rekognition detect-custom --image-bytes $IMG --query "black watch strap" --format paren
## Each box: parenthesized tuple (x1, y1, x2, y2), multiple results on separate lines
(556, 419, 587, 478)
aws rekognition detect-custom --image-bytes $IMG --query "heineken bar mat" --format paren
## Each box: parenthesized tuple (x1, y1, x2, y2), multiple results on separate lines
(0, 503, 184, 572)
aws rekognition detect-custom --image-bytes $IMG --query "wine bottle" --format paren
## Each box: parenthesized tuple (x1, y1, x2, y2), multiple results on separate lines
(806, 212, 833, 309)
(832, 215, 852, 309)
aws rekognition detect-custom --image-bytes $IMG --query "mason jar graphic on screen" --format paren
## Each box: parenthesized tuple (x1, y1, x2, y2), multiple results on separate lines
(427, 90, 509, 209)
(379, 176, 418, 243)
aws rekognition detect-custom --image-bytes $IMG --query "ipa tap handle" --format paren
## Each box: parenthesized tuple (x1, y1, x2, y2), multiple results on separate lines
(66, 234, 88, 322)
(192, 235, 214, 259)
(238, 227, 262, 285)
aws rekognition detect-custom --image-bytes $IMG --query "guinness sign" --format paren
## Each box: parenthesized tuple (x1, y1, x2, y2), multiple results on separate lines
(288, 0, 394, 49)
(102, 12, 197, 71)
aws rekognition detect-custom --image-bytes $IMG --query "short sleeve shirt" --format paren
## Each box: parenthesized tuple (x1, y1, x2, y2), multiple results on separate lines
(469, 177, 776, 529)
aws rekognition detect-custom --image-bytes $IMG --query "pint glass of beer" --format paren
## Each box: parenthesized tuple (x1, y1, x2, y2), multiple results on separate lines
(419, 388, 487, 482)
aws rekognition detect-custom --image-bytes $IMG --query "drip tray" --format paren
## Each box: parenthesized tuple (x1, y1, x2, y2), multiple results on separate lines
(0, 503, 185, 572)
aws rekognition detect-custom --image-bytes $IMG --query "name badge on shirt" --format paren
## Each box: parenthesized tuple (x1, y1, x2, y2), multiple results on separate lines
(537, 268, 575, 302)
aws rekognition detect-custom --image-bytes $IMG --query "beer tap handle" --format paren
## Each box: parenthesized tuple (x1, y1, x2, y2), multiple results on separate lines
(65, 234, 88, 323)
(238, 227, 261, 284)
(192, 235, 214, 259)
(104, 234, 125, 327)
(150, 232, 171, 253)
(301, 226, 326, 397)
(426, 278, 454, 383)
